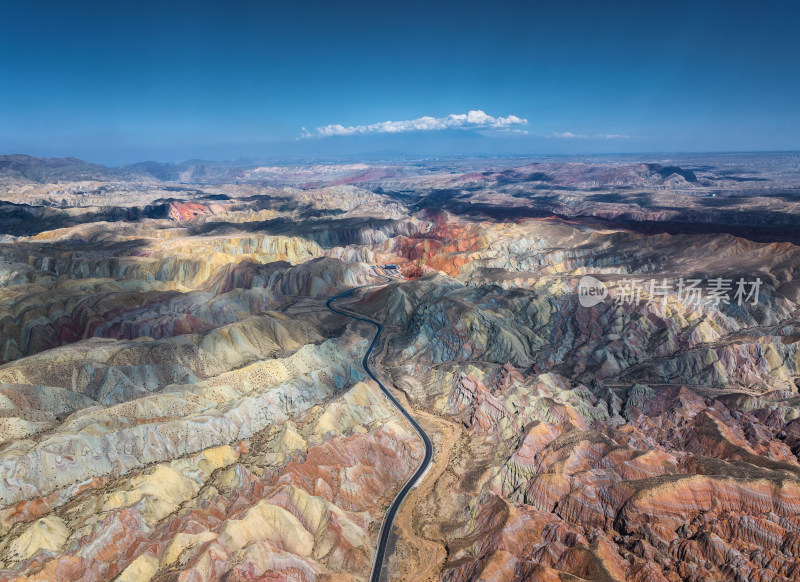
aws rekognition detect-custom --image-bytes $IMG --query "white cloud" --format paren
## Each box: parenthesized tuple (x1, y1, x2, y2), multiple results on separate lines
(301, 110, 528, 138)
(552, 131, 631, 139)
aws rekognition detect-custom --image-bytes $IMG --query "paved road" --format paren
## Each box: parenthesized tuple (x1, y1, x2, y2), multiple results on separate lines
(326, 269, 434, 582)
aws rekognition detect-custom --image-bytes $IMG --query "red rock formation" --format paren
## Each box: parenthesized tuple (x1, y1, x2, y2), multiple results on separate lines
(166, 201, 220, 222)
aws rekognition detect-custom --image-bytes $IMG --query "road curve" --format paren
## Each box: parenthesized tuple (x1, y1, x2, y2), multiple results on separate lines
(326, 269, 434, 582)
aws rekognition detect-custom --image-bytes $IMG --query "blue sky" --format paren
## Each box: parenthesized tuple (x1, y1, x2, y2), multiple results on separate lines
(1, 0, 798, 164)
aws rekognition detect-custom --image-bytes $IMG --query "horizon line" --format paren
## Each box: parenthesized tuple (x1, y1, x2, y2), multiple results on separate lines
(2, 148, 800, 169)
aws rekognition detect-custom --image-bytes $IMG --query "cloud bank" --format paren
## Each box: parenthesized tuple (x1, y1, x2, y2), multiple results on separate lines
(301, 110, 528, 138)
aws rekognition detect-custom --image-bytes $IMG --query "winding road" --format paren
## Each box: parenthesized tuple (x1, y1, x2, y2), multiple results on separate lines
(326, 268, 434, 582)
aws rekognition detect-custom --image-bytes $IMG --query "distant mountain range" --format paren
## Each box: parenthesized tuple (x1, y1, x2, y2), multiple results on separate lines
(0, 152, 795, 191)
(0, 154, 252, 184)
(121, 159, 250, 183)
(0, 154, 137, 183)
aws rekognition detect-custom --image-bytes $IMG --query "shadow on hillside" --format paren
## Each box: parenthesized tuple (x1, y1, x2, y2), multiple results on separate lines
(406, 190, 800, 245)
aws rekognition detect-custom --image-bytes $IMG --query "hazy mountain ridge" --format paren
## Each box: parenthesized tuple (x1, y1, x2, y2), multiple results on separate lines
(0, 154, 138, 184)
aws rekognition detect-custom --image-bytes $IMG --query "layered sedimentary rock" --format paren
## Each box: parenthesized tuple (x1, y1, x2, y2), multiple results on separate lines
(2, 154, 800, 581)
(363, 209, 800, 580)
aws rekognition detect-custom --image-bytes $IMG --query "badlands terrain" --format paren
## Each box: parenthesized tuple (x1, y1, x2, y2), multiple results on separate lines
(0, 152, 800, 581)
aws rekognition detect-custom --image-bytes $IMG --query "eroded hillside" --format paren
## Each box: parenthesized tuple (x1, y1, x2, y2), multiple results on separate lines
(1, 154, 799, 582)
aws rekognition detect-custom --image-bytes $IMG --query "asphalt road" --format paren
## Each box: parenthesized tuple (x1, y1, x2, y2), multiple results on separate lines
(326, 268, 434, 582)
